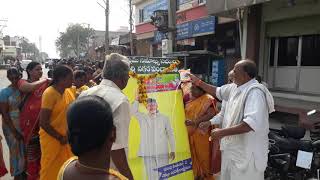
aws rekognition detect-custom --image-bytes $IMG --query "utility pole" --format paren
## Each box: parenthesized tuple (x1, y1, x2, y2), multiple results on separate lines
(77, 31, 80, 59)
(87, 24, 90, 53)
(129, 0, 134, 55)
(105, 0, 109, 54)
(168, 0, 177, 52)
(97, 0, 109, 55)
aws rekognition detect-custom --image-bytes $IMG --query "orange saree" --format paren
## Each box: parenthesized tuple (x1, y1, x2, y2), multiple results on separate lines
(185, 94, 217, 180)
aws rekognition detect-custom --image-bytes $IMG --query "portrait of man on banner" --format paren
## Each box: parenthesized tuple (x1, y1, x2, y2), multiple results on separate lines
(131, 91, 175, 180)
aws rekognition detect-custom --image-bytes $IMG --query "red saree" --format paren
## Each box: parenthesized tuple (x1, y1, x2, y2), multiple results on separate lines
(18, 79, 49, 180)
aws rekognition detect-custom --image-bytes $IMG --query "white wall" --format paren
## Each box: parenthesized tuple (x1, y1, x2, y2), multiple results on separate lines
(298, 68, 320, 94)
(134, 0, 156, 25)
(259, 0, 320, 98)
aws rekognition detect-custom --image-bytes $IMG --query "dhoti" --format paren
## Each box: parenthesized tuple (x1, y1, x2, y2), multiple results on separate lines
(220, 151, 264, 180)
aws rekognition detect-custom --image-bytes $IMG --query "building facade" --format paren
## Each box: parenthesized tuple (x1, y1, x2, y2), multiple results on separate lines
(207, 0, 320, 118)
(259, 0, 320, 114)
(133, 0, 240, 84)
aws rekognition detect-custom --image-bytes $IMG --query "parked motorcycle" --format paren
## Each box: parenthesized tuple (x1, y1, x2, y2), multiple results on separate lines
(266, 125, 320, 180)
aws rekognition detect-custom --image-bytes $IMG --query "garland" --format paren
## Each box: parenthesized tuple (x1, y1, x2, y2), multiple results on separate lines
(129, 60, 180, 106)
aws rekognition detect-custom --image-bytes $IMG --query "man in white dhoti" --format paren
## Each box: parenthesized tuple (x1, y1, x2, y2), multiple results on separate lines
(189, 60, 274, 180)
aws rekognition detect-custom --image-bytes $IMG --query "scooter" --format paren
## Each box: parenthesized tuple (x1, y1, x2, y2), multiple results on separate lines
(266, 110, 320, 180)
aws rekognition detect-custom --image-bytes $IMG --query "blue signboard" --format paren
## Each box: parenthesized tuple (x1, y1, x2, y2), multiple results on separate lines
(211, 60, 225, 86)
(154, 16, 216, 43)
(192, 16, 215, 37)
(176, 22, 192, 40)
(142, 0, 208, 22)
(143, 0, 168, 22)
(154, 31, 167, 43)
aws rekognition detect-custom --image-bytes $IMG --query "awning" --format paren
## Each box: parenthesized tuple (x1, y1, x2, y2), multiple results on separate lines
(136, 31, 154, 40)
(207, 0, 271, 16)
(119, 33, 136, 45)
(164, 50, 221, 58)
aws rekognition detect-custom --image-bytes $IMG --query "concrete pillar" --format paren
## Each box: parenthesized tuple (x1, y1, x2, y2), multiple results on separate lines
(240, 8, 248, 59)
(246, 4, 262, 66)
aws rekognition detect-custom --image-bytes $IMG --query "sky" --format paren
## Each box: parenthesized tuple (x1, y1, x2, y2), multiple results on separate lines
(0, 0, 131, 58)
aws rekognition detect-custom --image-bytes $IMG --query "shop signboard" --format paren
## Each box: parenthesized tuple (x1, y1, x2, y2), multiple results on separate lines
(143, 0, 168, 22)
(191, 16, 215, 37)
(211, 59, 225, 86)
(154, 16, 215, 43)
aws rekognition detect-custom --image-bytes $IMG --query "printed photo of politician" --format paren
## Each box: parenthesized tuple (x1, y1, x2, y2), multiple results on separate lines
(131, 90, 176, 180)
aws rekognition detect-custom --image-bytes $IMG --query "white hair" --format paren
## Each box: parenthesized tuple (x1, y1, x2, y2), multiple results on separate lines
(102, 53, 130, 80)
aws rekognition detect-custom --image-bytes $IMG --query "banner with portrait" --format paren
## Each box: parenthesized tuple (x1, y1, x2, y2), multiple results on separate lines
(123, 56, 193, 180)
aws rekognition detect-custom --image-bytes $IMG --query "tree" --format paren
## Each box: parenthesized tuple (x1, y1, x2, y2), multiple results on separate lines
(55, 24, 95, 59)
(19, 37, 40, 61)
(39, 52, 49, 63)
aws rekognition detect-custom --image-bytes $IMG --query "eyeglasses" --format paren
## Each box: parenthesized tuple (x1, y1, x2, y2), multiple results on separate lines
(146, 99, 157, 103)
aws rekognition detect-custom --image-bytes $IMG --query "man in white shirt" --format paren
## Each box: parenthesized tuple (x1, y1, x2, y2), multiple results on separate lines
(131, 95, 175, 180)
(199, 70, 234, 129)
(80, 53, 133, 179)
(189, 60, 274, 180)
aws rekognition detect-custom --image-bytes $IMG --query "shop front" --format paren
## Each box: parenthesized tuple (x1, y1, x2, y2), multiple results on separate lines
(259, 0, 320, 113)
(154, 16, 239, 85)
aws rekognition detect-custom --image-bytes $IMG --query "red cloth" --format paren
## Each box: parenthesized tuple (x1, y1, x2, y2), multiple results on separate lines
(18, 79, 48, 180)
(210, 126, 221, 174)
(0, 141, 8, 177)
(18, 79, 48, 142)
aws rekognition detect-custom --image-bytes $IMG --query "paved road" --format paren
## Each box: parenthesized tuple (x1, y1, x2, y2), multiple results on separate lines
(0, 66, 48, 179)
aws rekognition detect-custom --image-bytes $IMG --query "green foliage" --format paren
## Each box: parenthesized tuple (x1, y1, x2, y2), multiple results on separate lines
(3, 55, 15, 61)
(19, 37, 40, 60)
(55, 23, 95, 58)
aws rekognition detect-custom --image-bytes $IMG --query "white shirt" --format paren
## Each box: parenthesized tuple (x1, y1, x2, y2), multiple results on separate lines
(80, 79, 130, 150)
(216, 79, 270, 171)
(131, 101, 175, 157)
(210, 100, 226, 125)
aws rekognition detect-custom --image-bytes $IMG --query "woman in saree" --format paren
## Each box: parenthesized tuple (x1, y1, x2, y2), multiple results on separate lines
(0, 67, 25, 179)
(185, 84, 217, 180)
(0, 135, 8, 177)
(39, 65, 75, 180)
(18, 61, 50, 180)
(58, 96, 127, 180)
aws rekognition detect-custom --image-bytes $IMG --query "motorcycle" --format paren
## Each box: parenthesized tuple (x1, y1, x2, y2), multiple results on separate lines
(266, 125, 320, 180)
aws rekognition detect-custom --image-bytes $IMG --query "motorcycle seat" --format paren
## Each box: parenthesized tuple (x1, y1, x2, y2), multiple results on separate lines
(290, 139, 312, 152)
(281, 126, 306, 139)
(269, 132, 312, 152)
(312, 140, 320, 150)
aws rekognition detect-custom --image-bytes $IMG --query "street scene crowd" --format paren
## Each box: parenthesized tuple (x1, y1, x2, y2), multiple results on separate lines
(2, 0, 320, 179)
(0, 52, 279, 180)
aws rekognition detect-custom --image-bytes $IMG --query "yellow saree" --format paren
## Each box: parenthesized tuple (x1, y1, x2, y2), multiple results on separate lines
(185, 94, 216, 180)
(57, 157, 128, 180)
(39, 87, 75, 180)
